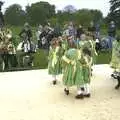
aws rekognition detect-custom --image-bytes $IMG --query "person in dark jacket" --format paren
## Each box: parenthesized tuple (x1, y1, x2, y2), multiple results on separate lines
(88, 21, 96, 40)
(76, 25, 84, 39)
(107, 21, 116, 49)
(19, 22, 32, 52)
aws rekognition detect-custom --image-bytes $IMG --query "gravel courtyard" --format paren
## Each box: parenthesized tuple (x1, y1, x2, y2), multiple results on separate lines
(0, 65, 120, 120)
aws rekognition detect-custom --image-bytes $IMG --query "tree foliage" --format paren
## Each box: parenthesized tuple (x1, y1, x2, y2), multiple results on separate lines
(4, 2, 103, 27)
(53, 9, 103, 27)
(4, 4, 26, 26)
(63, 5, 77, 13)
(26, 1, 55, 25)
(108, 0, 120, 27)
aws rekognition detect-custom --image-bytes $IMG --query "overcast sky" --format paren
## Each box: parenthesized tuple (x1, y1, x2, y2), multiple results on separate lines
(2, 0, 110, 16)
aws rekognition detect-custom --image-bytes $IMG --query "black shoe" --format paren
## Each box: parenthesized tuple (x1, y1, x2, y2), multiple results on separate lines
(111, 74, 114, 78)
(53, 80, 57, 85)
(64, 88, 69, 95)
(115, 77, 120, 89)
(75, 94, 84, 99)
(115, 85, 120, 89)
(81, 87, 85, 91)
(91, 73, 93, 76)
(84, 93, 91, 98)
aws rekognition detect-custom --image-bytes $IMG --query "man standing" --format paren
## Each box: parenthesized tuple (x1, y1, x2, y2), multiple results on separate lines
(54, 23, 61, 37)
(19, 22, 32, 53)
(76, 25, 84, 42)
(36, 25, 43, 49)
(108, 21, 116, 49)
(88, 21, 96, 40)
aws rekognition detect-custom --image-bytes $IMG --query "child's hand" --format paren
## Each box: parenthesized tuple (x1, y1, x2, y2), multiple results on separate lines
(71, 61, 75, 65)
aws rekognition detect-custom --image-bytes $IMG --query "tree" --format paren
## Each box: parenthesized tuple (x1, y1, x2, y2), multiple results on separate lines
(4, 4, 26, 26)
(63, 5, 77, 13)
(108, 0, 120, 27)
(26, 1, 56, 25)
(90, 10, 103, 24)
(74, 9, 103, 27)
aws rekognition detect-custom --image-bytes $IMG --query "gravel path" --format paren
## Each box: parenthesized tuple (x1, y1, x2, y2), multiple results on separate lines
(0, 65, 120, 120)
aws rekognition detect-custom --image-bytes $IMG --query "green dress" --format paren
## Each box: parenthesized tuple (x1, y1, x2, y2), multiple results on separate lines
(78, 40, 97, 65)
(61, 39, 69, 54)
(89, 40, 98, 65)
(81, 53, 92, 84)
(48, 46, 62, 75)
(110, 40, 120, 70)
(77, 40, 93, 83)
(62, 48, 84, 86)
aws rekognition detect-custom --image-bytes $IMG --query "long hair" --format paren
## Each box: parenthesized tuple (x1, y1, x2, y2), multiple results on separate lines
(50, 37, 58, 47)
(82, 47, 91, 57)
(68, 39, 76, 48)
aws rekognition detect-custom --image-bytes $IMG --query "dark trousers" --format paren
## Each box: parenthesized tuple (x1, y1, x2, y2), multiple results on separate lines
(95, 43, 101, 52)
(8, 54, 18, 68)
(38, 40, 42, 49)
(1, 53, 9, 70)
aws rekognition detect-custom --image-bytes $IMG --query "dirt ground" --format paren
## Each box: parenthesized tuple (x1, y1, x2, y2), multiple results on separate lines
(0, 64, 120, 120)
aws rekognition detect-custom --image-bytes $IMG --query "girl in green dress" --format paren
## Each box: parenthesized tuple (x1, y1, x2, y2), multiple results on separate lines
(81, 47, 92, 97)
(48, 38, 62, 85)
(110, 36, 120, 89)
(61, 36, 69, 53)
(110, 37, 120, 70)
(78, 33, 93, 97)
(62, 42, 89, 99)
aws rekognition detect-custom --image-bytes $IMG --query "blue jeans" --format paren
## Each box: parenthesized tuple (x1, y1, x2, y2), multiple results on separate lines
(107, 36, 115, 49)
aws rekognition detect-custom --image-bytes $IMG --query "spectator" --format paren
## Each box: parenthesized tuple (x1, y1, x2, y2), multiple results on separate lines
(19, 22, 32, 53)
(95, 23, 100, 39)
(54, 23, 61, 37)
(36, 25, 43, 49)
(76, 25, 84, 40)
(107, 21, 116, 49)
(88, 21, 96, 40)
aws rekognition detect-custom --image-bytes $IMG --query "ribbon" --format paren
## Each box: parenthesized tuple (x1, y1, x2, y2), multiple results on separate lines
(52, 47, 59, 68)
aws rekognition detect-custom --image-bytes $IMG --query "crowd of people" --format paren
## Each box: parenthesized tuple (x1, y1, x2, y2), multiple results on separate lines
(0, 22, 37, 71)
(36, 20, 117, 51)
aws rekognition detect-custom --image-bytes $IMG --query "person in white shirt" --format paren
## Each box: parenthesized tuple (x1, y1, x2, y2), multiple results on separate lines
(36, 25, 43, 48)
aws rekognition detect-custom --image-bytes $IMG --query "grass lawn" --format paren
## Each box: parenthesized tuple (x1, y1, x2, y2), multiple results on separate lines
(33, 49, 49, 69)
(31, 49, 112, 69)
(96, 50, 112, 64)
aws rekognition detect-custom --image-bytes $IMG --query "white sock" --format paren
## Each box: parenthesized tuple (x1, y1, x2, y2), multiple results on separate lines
(84, 84, 90, 94)
(52, 75, 56, 81)
(65, 86, 69, 90)
(80, 85, 84, 89)
(77, 89, 82, 95)
(77, 85, 85, 95)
